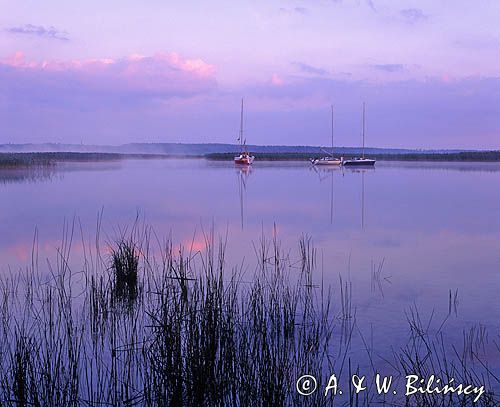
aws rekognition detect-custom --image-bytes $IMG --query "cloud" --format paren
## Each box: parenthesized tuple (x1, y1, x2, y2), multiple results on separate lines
(2, 51, 500, 149)
(0, 51, 218, 144)
(232, 73, 500, 148)
(0, 51, 217, 109)
(278, 7, 308, 15)
(293, 7, 308, 15)
(271, 73, 284, 86)
(292, 62, 329, 76)
(6, 24, 69, 41)
(399, 8, 429, 24)
(371, 64, 405, 73)
(366, 0, 377, 13)
(453, 36, 500, 50)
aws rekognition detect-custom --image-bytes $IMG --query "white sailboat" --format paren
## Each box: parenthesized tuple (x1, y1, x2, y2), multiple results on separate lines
(234, 98, 255, 165)
(342, 102, 376, 167)
(311, 105, 342, 166)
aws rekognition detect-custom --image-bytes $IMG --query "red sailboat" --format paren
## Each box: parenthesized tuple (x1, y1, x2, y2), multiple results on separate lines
(234, 98, 255, 165)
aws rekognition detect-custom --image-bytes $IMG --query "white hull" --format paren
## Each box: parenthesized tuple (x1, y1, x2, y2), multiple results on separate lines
(311, 157, 342, 166)
(313, 106, 341, 166)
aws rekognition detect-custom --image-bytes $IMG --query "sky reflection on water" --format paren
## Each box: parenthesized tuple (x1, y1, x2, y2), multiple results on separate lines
(1, 158, 500, 372)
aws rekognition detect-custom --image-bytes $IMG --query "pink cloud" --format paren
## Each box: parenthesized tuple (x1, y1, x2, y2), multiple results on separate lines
(2, 51, 215, 77)
(271, 73, 284, 86)
(3, 51, 37, 68)
(1, 51, 217, 102)
(441, 73, 453, 83)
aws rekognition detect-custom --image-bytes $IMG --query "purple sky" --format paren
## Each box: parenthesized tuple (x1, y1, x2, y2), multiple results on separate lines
(1, 0, 500, 149)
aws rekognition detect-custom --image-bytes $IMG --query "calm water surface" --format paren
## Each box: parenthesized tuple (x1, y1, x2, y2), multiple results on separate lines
(2, 158, 500, 373)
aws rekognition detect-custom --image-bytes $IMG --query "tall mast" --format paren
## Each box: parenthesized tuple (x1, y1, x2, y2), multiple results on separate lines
(362, 101, 366, 159)
(331, 105, 334, 157)
(240, 98, 244, 149)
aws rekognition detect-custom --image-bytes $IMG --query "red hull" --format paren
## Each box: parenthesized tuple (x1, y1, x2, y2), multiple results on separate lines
(234, 154, 254, 165)
(234, 159, 251, 165)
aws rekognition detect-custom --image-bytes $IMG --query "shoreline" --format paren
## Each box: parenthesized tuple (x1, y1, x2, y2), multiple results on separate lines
(0, 152, 175, 169)
(3, 151, 500, 169)
(205, 151, 500, 162)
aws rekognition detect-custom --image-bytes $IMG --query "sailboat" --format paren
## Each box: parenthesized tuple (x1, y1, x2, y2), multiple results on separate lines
(342, 102, 376, 167)
(311, 105, 342, 166)
(234, 98, 255, 165)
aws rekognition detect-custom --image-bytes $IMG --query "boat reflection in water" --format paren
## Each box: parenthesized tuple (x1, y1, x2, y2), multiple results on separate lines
(236, 165, 252, 229)
(312, 165, 375, 228)
(343, 167, 375, 229)
(311, 165, 341, 225)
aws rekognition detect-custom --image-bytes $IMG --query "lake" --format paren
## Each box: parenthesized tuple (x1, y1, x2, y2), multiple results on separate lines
(1, 158, 500, 401)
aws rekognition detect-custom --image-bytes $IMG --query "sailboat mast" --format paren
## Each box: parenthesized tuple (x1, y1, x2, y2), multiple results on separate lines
(362, 102, 365, 159)
(331, 105, 334, 157)
(240, 98, 244, 150)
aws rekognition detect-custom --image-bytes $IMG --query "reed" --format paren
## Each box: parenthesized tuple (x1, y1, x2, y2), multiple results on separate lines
(0, 222, 497, 406)
(0, 224, 338, 406)
(110, 237, 140, 306)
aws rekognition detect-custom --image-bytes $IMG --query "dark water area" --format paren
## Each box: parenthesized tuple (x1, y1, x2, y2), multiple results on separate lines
(1, 158, 500, 403)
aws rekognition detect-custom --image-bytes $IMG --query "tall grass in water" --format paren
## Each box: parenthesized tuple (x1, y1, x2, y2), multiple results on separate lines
(110, 237, 140, 307)
(391, 305, 497, 406)
(0, 221, 498, 406)
(0, 223, 336, 406)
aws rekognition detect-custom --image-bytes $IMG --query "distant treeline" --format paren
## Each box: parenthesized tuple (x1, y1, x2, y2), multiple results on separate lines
(0, 152, 171, 168)
(0, 142, 420, 156)
(3, 151, 500, 168)
(205, 151, 500, 162)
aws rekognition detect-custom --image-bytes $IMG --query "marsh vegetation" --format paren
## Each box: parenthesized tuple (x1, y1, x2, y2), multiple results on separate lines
(0, 153, 170, 169)
(0, 221, 497, 406)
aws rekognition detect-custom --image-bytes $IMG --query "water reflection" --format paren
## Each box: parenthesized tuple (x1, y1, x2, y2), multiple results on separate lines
(381, 161, 500, 173)
(0, 167, 58, 184)
(310, 165, 341, 225)
(342, 167, 375, 229)
(1, 158, 500, 372)
(236, 165, 252, 229)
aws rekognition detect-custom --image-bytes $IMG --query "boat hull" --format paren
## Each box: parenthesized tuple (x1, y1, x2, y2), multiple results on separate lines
(234, 155, 254, 165)
(312, 158, 342, 166)
(342, 158, 376, 167)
